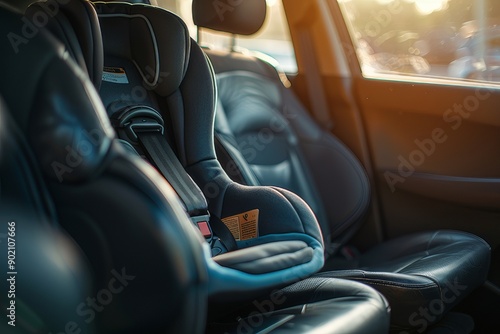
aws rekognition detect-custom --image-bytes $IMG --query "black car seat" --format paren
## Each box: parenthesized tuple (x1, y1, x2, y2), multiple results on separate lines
(22, 0, 394, 332)
(0, 3, 208, 333)
(191, 0, 492, 331)
(93, 0, 327, 300)
(0, 98, 95, 334)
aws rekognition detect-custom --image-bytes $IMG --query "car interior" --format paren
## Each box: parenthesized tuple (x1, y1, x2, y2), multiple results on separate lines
(0, 0, 499, 333)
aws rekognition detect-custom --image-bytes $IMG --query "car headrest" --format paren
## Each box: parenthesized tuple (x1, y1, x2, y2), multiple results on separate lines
(192, 0, 267, 36)
(26, 0, 103, 90)
(94, 1, 191, 97)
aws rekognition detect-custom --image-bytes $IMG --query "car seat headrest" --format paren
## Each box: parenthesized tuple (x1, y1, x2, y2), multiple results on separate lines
(192, 0, 267, 36)
(94, 1, 191, 97)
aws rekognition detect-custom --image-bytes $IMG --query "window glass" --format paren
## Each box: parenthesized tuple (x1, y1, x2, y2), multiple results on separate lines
(155, 0, 298, 73)
(338, 0, 500, 83)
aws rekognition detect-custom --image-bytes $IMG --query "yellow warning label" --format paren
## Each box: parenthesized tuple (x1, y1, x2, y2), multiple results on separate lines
(222, 215, 240, 240)
(221, 209, 259, 241)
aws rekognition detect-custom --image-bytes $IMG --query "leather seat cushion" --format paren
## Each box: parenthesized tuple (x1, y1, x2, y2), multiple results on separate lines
(207, 276, 390, 333)
(316, 230, 491, 330)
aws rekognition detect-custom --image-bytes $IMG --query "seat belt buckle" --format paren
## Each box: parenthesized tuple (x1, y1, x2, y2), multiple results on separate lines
(197, 221, 212, 239)
(192, 213, 229, 256)
(192, 214, 212, 240)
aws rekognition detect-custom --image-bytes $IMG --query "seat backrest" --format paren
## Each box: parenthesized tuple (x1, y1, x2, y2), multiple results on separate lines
(0, 97, 95, 333)
(0, 3, 208, 333)
(192, 0, 371, 253)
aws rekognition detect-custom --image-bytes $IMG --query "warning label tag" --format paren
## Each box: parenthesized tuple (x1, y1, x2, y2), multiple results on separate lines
(221, 209, 259, 241)
(102, 66, 129, 84)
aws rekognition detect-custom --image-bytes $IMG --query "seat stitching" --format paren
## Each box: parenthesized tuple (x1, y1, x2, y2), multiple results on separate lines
(315, 272, 436, 289)
(350, 278, 436, 289)
(426, 230, 440, 254)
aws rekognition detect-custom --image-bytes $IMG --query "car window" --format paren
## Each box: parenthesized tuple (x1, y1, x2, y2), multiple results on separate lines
(154, 0, 298, 73)
(337, 0, 500, 84)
